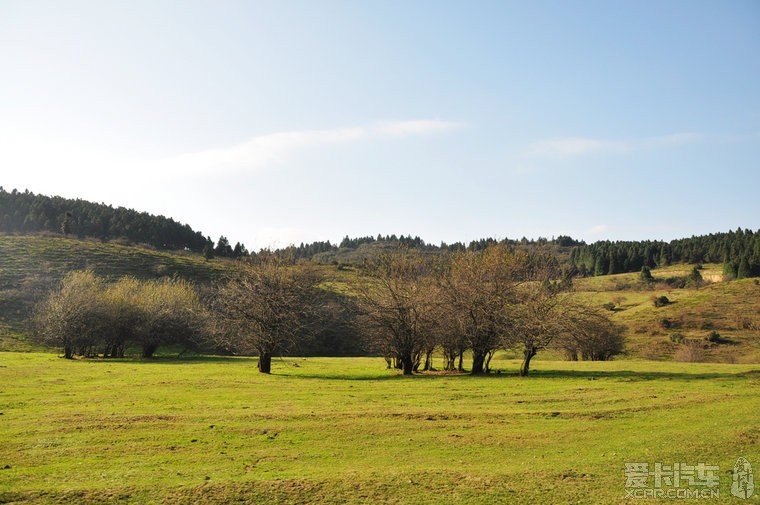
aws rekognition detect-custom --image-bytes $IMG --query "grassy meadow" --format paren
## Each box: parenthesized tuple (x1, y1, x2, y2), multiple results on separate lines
(1, 352, 759, 504)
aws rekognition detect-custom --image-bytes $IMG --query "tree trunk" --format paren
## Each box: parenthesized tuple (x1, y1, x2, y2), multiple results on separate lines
(484, 349, 495, 373)
(64, 345, 73, 359)
(142, 344, 158, 358)
(423, 348, 434, 371)
(258, 352, 272, 373)
(520, 346, 537, 376)
(400, 352, 414, 375)
(471, 349, 487, 374)
(457, 351, 464, 372)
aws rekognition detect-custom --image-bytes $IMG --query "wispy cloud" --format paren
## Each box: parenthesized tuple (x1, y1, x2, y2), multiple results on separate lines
(585, 224, 610, 236)
(527, 132, 703, 161)
(144, 119, 463, 176)
(528, 137, 629, 160)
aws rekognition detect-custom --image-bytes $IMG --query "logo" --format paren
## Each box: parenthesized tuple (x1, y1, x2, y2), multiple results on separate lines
(624, 461, 720, 500)
(731, 457, 755, 499)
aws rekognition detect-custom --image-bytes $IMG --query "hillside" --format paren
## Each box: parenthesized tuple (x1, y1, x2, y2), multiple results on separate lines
(573, 264, 760, 363)
(0, 234, 232, 350)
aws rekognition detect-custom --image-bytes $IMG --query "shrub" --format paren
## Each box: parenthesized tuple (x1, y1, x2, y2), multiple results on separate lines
(705, 331, 722, 344)
(652, 295, 670, 308)
(669, 333, 685, 343)
(674, 340, 707, 362)
(33, 271, 206, 359)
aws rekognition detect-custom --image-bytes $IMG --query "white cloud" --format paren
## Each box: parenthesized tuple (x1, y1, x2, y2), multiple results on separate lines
(142, 119, 463, 176)
(527, 132, 703, 161)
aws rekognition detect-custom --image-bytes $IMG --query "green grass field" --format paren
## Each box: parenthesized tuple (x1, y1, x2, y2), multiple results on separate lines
(1, 353, 758, 504)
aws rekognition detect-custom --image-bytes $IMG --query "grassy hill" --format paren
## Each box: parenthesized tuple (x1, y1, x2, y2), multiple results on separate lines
(573, 264, 760, 363)
(2, 234, 759, 362)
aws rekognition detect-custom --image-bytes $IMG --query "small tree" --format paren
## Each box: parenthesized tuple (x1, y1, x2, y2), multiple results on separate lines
(60, 211, 73, 235)
(506, 282, 570, 376)
(554, 305, 626, 361)
(686, 266, 703, 287)
(203, 242, 215, 261)
(32, 270, 108, 359)
(640, 265, 654, 282)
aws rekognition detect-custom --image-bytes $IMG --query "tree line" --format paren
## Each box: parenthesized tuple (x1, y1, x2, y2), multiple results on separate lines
(33, 246, 623, 376)
(0, 187, 250, 257)
(568, 229, 760, 279)
(5, 187, 757, 280)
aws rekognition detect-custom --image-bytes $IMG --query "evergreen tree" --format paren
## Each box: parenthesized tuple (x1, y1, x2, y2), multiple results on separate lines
(640, 265, 654, 282)
(737, 255, 752, 279)
(203, 242, 215, 261)
(60, 211, 72, 235)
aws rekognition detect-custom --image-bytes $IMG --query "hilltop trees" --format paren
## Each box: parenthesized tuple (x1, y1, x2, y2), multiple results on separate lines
(568, 229, 760, 279)
(208, 256, 324, 373)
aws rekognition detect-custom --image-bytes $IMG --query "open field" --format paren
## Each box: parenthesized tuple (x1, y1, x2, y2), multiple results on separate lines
(1, 353, 758, 503)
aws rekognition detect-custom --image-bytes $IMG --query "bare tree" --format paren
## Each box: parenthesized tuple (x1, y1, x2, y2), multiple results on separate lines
(209, 256, 323, 373)
(506, 283, 572, 376)
(553, 304, 626, 361)
(438, 246, 526, 374)
(356, 251, 434, 375)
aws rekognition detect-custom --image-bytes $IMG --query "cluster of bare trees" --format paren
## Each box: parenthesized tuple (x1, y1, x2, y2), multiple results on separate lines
(33, 271, 205, 359)
(356, 246, 625, 376)
(33, 246, 623, 376)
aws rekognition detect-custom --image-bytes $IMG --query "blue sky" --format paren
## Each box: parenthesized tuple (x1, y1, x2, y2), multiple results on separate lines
(1, 1, 758, 250)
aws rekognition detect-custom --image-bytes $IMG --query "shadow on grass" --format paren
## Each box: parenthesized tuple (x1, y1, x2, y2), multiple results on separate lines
(66, 355, 759, 382)
(72, 354, 259, 365)
(275, 367, 759, 382)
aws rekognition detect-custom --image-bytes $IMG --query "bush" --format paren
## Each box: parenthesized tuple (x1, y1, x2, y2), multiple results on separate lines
(33, 271, 206, 359)
(669, 333, 685, 343)
(652, 295, 670, 308)
(674, 340, 707, 362)
(704, 331, 725, 344)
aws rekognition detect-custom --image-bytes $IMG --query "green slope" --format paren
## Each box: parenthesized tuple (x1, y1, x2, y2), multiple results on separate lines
(573, 264, 760, 363)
